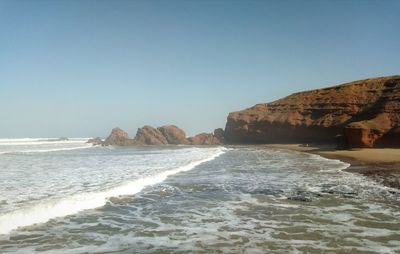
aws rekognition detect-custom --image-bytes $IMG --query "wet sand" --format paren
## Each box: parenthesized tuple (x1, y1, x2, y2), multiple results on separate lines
(264, 144, 400, 189)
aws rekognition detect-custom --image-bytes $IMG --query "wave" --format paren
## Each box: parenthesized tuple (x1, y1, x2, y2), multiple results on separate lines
(0, 147, 227, 235)
(0, 138, 46, 142)
(274, 148, 351, 172)
(307, 153, 351, 172)
(0, 141, 88, 146)
(0, 138, 89, 142)
(0, 138, 90, 146)
(0, 145, 94, 155)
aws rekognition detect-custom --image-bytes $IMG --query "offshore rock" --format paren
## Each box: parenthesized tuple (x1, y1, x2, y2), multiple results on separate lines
(102, 125, 226, 146)
(225, 76, 400, 148)
(134, 125, 169, 145)
(104, 128, 137, 146)
(87, 137, 104, 146)
(157, 125, 190, 145)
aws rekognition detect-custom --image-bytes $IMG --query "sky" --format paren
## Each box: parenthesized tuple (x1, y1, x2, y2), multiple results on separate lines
(0, 0, 399, 138)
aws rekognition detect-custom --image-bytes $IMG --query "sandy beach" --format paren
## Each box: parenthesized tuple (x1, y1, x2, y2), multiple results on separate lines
(264, 144, 400, 189)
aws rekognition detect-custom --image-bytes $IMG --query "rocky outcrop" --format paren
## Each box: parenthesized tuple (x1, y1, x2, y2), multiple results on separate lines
(104, 128, 137, 146)
(87, 137, 104, 146)
(104, 125, 224, 146)
(188, 132, 222, 145)
(157, 125, 190, 145)
(187, 128, 225, 145)
(213, 128, 225, 144)
(134, 125, 169, 145)
(225, 76, 400, 148)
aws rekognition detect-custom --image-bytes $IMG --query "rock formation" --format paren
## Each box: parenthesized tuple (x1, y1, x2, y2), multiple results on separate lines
(134, 125, 168, 145)
(103, 125, 223, 146)
(213, 128, 225, 144)
(104, 128, 137, 146)
(87, 137, 104, 146)
(188, 132, 222, 145)
(157, 125, 190, 145)
(225, 76, 400, 148)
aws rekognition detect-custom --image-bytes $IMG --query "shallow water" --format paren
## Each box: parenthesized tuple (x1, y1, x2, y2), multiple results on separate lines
(0, 140, 399, 253)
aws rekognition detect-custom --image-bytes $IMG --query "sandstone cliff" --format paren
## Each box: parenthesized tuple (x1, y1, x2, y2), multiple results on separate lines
(225, 76, 400, 148)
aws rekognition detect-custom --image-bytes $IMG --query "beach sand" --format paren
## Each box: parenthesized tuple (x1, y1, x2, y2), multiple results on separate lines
(264, 144, 400, 189)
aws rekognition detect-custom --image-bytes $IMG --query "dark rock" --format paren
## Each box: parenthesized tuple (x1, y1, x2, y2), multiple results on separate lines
(87, 137, 104, 146)
(213, 128, 225, 143)
(287, 196, 313, 202)
(41, 137, 69, 142)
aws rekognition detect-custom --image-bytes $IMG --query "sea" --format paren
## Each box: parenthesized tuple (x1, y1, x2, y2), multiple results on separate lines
(0, 138, 399, 253)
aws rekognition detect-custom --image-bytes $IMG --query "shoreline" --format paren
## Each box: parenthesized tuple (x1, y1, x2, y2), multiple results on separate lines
(261, 144, 400, 189)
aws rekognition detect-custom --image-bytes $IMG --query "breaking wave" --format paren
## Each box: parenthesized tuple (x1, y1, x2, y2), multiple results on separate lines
(0, 147, 226, 234)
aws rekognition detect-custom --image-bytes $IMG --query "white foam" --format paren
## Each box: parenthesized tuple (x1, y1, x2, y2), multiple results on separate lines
(268, 148, 351, 172)
(0, 141, 87, 146)
(0, 138, 89, 142)
(306, 153, 351, 172)
(0, 147, 226, 235)
(0, 138, 44, 142)
(0, 145, 93, 155)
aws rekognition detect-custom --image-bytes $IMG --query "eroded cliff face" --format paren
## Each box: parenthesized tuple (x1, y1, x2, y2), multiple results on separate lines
(225, 76, 400, 148)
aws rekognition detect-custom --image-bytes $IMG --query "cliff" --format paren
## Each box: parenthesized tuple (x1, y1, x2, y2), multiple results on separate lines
(225, 76, 400, 148)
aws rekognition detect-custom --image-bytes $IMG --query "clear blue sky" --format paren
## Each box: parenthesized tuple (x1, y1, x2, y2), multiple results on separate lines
(0, 0, 399, 138)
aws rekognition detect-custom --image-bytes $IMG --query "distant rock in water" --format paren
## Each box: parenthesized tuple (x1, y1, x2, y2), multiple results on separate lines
(103, 125, 225, 146)
(40, 137, 69, 142)
(87, 137, 104, 146)
(225, 76, 400, 148)
(134, 125, 168, 145)
(157, 125, 189, 145)
(104, 128, 137, 146)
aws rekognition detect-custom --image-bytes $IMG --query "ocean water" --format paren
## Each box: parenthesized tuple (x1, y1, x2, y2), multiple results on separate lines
(0, 139, 399, 253)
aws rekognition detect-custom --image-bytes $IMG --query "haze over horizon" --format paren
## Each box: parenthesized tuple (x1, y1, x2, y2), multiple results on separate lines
(1, 0, 399, 138)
